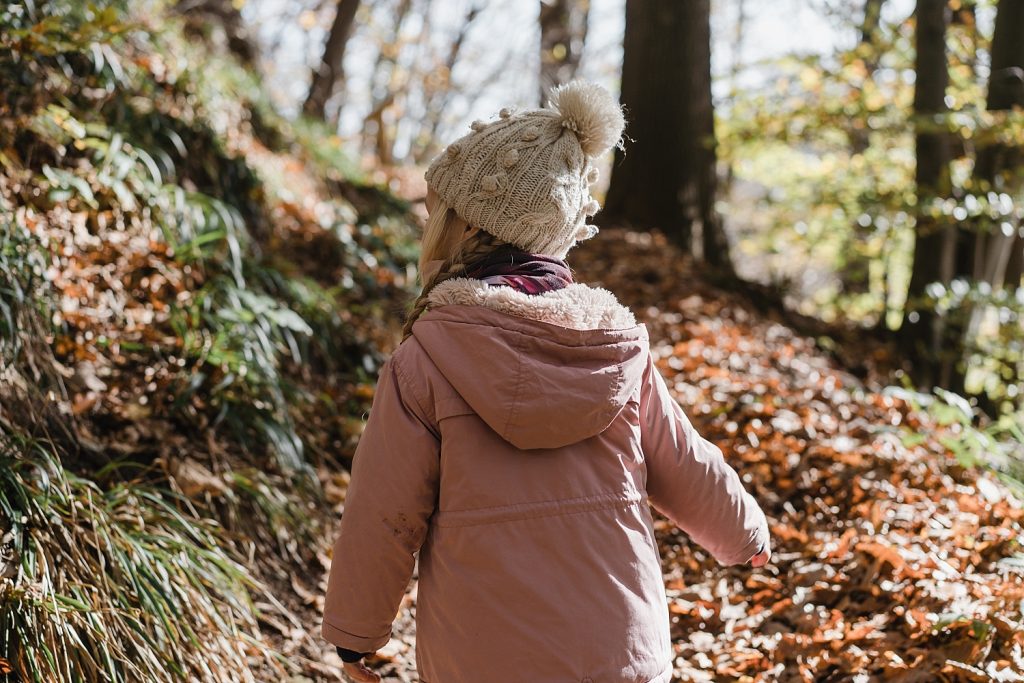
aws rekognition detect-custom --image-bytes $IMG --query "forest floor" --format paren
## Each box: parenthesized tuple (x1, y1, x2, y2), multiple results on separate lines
(313, 228, 1024, 683)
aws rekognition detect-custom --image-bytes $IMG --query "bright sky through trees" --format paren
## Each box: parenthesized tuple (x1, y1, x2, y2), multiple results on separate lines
(247, 0, 944, 159)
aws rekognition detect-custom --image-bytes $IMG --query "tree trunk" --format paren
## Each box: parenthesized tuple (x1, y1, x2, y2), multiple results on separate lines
(601, 0, 733, 274)
(175, 0, 258, 66)
(849, 0, 885, 155)
(303, 0, 361, 122)
(901, 0, 953, 389)
(861, 0, 885, 44)
(539, 0, 590, 104)
(1006, 239, 1024, 290)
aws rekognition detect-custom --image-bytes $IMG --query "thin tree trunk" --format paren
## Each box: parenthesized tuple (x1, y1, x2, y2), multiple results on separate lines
(413, 3, 483, 165)
(861, 0, 885, 44)
(1006, 239, 1024, 289)
(901, 0, 953, 389)
(303, 0, 361, 122)
(850, 0, 885, 154)
(175, 0, 258, 66)
(539, 0, 590, 104)
(361, 0, 414, 163)
(842, 0, 888, 302)
(721, 0, 747, 193)
(601, 0, 733, 274)
(732, 0, 747, 84)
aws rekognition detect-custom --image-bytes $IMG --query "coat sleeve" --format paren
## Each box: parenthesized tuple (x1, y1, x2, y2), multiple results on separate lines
(640, 352, 770, 566)
(321, 351, 440, 653)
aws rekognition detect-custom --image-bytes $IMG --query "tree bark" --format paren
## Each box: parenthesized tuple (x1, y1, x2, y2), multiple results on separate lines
(861, 0, 885, 44)
(303, 0, 361, 122)
(901, 0, 953, 388)
(1006, 240, 1024, 289)
(601, 0, 733, 274)
(175, 0, 258, 66)
(539, 0, 590, 104)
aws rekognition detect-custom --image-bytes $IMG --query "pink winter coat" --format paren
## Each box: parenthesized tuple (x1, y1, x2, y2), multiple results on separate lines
(322, 277, 771, 683)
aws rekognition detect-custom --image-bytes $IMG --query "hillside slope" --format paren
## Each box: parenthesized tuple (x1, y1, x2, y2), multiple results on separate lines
(0, 2, 416, 680)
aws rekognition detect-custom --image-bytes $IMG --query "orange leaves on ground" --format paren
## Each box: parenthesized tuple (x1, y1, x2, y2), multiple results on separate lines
(567, 229, 1024, 681)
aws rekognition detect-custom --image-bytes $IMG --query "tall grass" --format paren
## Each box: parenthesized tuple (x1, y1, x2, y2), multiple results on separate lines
(0, 438, 271, 682)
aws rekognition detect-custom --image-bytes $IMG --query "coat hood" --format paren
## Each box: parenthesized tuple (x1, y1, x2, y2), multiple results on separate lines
(411, 278, 649, 449)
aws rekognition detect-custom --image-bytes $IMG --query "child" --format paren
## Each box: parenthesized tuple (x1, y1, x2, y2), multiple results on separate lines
(322, 80, 771, 683)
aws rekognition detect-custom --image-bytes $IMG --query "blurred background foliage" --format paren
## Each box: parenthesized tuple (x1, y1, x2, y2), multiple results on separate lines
(0, 0, 1022, 680)
(718, 0, 1024, 416)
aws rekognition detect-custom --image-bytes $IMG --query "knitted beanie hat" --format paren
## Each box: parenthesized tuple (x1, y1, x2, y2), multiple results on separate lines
(424, 80, 625, 259)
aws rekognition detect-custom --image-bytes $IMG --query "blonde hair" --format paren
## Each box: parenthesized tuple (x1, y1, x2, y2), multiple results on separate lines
(418, 198, 458, 272)
(403, 195, 510, 341)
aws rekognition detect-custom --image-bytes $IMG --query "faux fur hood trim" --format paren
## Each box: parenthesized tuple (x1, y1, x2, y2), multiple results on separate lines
(425, 278, 637, 331)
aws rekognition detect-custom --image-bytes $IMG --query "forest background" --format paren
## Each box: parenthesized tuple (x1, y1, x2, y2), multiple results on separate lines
(1, 0, 1023, 681)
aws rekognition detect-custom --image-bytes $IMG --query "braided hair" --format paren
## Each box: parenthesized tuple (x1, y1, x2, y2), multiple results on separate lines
(402, 223, 511, 342)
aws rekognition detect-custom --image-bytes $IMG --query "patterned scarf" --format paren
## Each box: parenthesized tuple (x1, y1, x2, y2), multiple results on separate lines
(464, 247, 574, 295)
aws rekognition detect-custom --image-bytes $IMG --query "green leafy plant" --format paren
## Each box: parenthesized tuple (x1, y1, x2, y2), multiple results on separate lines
(888, 385, 1024, 497)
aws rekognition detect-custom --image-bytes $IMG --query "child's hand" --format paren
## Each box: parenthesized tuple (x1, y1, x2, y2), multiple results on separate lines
(342, 660, 381, 683)
(748, 546, 771, 568)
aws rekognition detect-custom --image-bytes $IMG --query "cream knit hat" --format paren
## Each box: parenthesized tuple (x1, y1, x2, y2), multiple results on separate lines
(424, 80, 625, 259)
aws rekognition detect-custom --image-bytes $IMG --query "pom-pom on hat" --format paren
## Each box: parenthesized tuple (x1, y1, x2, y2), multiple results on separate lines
(424, 80, 625, 258)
